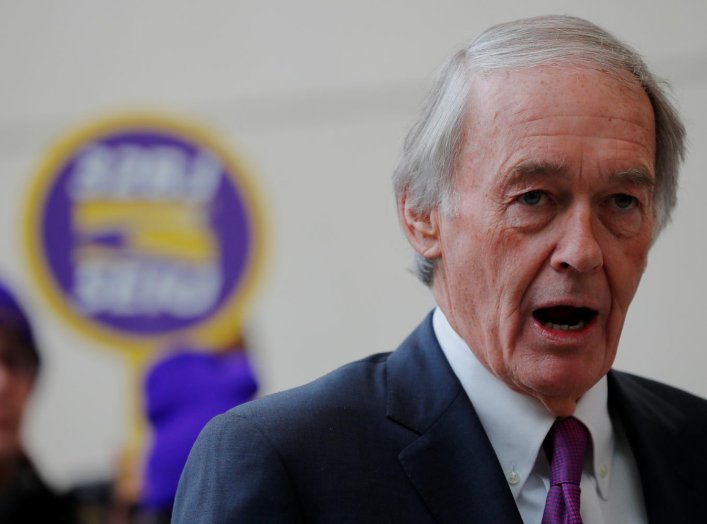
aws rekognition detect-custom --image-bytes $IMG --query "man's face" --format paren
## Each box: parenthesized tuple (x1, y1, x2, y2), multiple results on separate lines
(405, 66, 656, 415)
(0, 335, 34, 459)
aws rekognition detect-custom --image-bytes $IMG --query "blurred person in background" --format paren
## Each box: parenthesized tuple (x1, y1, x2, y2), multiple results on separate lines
(0, 280, 76, 523)
(136, 335, 258, 523)
(64, 336, 258, 524)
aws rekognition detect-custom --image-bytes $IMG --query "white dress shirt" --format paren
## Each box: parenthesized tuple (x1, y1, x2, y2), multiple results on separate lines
(432, 308, 647, 523)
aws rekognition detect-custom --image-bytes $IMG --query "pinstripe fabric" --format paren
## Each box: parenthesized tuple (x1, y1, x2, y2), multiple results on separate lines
(541, 417, 589, 524)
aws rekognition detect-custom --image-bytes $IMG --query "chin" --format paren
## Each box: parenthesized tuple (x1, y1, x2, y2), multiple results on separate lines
(519, 360, 605, 404)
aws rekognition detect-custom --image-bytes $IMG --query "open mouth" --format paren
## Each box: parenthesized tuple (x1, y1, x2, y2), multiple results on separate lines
(533, 306, 598, 332)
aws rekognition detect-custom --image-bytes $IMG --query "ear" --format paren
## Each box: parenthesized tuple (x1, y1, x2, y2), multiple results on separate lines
(398, 193, 442, 260)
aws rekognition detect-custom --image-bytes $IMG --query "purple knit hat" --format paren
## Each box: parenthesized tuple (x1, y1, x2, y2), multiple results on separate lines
(0, 281, 39, 370)
(141, 349, 258, 510)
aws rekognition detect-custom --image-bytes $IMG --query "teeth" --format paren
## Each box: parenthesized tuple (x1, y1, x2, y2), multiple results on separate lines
(544, 321, 587, 331)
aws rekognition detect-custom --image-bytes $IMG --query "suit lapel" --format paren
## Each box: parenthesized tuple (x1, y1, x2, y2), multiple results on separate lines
(384, 320, 707, 523)
(608, 371, 706, 523)
(386, 314, 523, 524)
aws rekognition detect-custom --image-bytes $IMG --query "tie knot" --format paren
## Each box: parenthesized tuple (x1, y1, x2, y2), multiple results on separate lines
(544, 417, 589, 486)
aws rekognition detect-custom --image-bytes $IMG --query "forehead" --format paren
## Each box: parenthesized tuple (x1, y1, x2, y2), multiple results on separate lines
(455, 66, 655, 189)
(469, 65, 653, 121)
(462, 66, 656, 175)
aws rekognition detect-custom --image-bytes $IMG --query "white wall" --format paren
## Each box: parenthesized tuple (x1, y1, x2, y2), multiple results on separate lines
(1, 0, 705, 489)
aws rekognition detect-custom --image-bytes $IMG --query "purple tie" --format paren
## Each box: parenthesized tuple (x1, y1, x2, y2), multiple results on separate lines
(541, 417, 589, 524)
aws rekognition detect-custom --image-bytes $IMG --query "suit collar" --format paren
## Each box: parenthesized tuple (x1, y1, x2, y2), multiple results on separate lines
(386, 313, 523, 524)
(385, 318, 704, 523)
(385, 312, 462, 434)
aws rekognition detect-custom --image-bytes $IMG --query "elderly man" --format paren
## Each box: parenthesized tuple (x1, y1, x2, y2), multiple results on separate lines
(173, 15, 707, 523)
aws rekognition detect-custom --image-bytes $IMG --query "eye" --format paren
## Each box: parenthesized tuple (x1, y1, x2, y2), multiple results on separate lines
(507, 189, 556, 230)
(518, 190, 547, 206)
(609, 193, 638, 210)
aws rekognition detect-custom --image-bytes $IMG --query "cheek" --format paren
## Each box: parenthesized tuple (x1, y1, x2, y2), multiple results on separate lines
(611, 243, 649, 303)
(490, 229, 549, 302)
(478, 233, 540, 348)
(603, 244, 649, 349)
(9, 383, 33, 418)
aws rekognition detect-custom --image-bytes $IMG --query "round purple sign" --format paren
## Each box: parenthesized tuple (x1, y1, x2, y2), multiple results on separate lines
(26, 115, 264, 349)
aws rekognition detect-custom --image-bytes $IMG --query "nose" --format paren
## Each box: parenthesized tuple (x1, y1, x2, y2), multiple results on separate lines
(550, 206, 603, 273)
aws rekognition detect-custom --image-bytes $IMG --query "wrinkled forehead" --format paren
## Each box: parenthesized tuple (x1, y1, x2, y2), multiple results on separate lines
(466, 65, 654, 127)
(460, 66, 657, 165)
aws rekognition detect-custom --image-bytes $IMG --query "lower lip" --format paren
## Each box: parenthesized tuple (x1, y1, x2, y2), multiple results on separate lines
(532, 315, 598, 344)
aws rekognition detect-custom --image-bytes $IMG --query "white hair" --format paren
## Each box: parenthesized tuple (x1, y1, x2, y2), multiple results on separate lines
(393, 15, 686, 286)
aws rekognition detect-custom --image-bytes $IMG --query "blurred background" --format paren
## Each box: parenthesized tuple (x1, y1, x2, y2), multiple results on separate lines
(1, 0, 706, 519)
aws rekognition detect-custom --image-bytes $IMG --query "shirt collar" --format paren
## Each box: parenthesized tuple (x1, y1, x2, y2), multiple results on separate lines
(432, 307, 613, 500)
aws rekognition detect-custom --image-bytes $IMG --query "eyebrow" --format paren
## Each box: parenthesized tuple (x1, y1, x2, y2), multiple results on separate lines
(612, 168, 655, 188)
(507, 162, 655, 188)
(506, 161, 567, 184)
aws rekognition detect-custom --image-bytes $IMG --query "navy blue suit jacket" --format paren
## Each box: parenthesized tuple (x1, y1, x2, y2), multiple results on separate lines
(173, 314, 707, 523)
